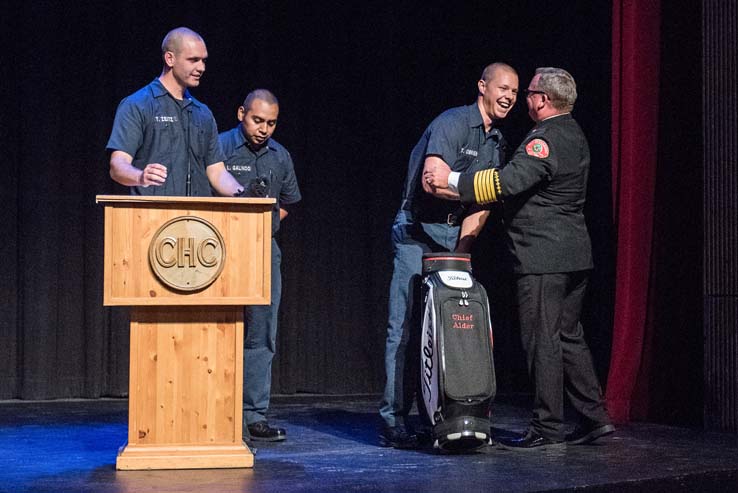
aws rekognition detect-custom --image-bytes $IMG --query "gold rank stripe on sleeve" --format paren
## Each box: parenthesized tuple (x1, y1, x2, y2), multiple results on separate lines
(472, 168, 501, 204)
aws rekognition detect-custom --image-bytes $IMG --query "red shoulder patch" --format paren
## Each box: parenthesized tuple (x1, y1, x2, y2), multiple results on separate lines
(525, 138, 550, 158)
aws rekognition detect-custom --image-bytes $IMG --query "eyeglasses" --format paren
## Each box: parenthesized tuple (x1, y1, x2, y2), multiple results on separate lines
(525, 89, 547, 98)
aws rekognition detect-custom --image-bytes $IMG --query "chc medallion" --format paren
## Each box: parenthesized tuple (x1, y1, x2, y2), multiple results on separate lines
(148, 216, 226, 292)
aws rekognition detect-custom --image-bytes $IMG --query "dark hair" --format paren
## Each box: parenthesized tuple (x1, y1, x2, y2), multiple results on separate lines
(242, 89, 279, 111)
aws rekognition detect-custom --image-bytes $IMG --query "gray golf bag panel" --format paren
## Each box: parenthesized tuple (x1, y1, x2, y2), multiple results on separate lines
(420, 253, 496, 451)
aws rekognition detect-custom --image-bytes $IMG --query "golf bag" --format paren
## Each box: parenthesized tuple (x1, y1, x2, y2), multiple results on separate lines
(419, 253, 496, 451)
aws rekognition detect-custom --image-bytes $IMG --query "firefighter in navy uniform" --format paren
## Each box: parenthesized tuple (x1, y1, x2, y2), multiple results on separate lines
(379, 63, 519, 449)
(424, 67, 614, 450)
(107, 27, 243, 197)
(219, 89, 301, 442)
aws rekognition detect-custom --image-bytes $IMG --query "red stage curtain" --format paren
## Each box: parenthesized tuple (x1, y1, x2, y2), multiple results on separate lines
(606, 0, 661, 423)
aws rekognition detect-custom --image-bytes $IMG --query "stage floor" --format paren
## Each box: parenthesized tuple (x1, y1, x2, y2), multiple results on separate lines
(1, 394, 737, 492)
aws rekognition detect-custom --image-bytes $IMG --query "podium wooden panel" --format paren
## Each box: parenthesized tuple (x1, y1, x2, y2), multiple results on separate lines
(97, 196, 274, 470)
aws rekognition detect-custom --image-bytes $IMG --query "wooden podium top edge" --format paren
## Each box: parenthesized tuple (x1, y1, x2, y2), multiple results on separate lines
(95, 195, 275, 205)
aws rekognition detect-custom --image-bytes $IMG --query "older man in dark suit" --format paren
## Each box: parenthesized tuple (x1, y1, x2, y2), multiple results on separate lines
(423, 67, 614, 450)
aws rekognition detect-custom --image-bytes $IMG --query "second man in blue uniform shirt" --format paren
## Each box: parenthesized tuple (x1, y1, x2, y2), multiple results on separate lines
(219, 89, 301, 442)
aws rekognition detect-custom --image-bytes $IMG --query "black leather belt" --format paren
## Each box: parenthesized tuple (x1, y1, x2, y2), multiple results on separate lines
(417, 213, 460, 226)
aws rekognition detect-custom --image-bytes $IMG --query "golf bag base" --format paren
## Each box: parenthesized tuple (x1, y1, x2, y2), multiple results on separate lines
(432, 415, 491, 452)
(420, 253, 496, 453)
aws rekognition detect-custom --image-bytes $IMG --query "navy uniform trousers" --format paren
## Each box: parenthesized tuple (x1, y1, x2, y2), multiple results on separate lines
(516, 270, 610, 441)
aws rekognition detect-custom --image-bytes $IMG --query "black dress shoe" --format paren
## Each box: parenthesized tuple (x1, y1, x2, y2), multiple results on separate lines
(498, 429, 565, 450)
(246, 421, 287, 442)
(565, 423, 615, 445)
(379, 425, 419, 449)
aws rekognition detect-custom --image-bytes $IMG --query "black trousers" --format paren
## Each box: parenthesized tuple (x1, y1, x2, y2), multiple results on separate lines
(516, 271, 610, 440)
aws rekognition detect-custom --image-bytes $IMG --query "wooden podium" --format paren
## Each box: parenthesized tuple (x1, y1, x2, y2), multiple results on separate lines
(97, 195, 275, 470)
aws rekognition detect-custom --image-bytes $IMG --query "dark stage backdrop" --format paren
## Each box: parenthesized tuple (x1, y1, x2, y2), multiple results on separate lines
(1, 2, 613, 400)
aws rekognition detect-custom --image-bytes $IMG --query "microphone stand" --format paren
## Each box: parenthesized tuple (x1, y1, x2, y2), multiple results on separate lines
(185, 107, 192, 196)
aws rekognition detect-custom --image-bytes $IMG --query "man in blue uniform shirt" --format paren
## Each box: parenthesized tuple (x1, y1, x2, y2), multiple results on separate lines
(219, 89, 301, 441)
(379, 63, 519, 448)
(107, 27, 242, 196)
(424, 67, 614, 450)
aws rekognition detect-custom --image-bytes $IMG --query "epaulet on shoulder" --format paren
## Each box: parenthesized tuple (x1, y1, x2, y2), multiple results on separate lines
(529, 125, 550, 138)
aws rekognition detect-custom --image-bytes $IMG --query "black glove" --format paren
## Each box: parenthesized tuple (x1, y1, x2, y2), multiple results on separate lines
(249, 176, 270, 197)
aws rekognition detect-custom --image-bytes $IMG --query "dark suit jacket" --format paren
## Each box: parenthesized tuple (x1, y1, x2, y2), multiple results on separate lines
(458, 113, 593, 274)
